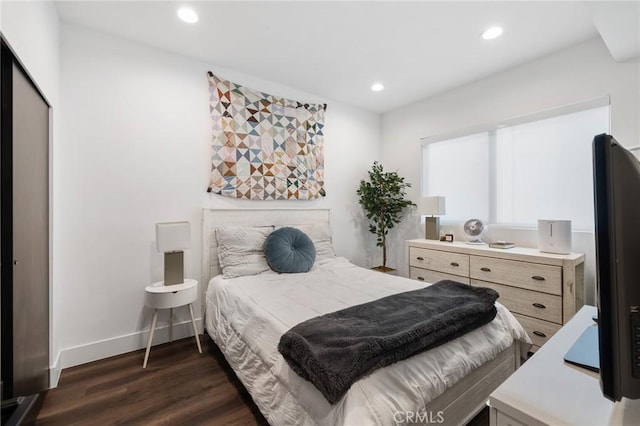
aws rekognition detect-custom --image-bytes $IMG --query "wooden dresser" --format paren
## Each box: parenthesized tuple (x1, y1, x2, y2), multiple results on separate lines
(407, 239, 585, 352)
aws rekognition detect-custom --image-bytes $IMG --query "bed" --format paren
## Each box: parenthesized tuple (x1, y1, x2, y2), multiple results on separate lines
(201, 209, 530, 426)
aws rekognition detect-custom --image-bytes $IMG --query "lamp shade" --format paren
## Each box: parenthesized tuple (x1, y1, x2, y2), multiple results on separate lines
(156, 221, 191, 252)
(420, 196, 446, 216)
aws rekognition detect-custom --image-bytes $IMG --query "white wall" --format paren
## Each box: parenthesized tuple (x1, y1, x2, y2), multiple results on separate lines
(0, 1, 61, 385)
(381, 37, 640, 305)
(1, 1, 60, 104)
(57, 24, 381, 370)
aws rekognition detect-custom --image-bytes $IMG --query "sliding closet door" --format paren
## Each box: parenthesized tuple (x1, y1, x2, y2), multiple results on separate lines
(1, 43, 50, 397)
(12, 59, 50, 396)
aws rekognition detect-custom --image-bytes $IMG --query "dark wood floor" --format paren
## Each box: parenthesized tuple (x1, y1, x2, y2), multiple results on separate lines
(37, 335, 267, 425)
(37, 335, 488, 425)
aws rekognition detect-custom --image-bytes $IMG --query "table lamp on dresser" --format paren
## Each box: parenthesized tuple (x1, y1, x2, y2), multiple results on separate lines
(156, 221, 191, 285)
(420, 196, 446, 240)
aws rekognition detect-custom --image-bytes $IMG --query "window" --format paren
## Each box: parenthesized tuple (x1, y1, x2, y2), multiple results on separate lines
(424, 133, 490, 221)
(422, 103, 610, 229)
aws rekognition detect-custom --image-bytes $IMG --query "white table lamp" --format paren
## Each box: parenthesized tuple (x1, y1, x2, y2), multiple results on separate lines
(156, 221, 191, 285)
(420, 196, 446, 240)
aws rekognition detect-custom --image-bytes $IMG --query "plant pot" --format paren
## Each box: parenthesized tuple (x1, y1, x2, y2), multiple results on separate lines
(371, 266, 396, 274)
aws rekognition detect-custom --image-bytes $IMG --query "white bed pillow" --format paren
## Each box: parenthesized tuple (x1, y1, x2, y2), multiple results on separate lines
(276, 222, 336, 259)
(216, 225, 273, 278)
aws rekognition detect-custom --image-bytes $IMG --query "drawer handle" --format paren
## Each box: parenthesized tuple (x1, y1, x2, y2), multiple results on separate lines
(417, 277, 425, 281)
(533, 331, 547, 338)
(450, 262, 460, 267)
(480, 267, 491, 272)
(532, 275, 546, 281)
(532, 303, 546, 309)
(416, 256, 424, 261)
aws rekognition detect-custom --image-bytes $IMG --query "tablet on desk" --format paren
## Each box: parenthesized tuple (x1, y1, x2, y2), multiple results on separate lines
(564, 324, 600, 372)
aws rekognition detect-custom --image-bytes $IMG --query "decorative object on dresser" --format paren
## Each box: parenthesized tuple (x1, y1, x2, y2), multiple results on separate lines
(156, 221, 191, 285)
(440, 233, 454, 242)
(489, 241, 515, 249)
(537, 219, 572, 254)
(407, 239, 585, 353)
(357, 162, 415, 272)
(463, 218, 487, 245)
(419, 196, 446, 240)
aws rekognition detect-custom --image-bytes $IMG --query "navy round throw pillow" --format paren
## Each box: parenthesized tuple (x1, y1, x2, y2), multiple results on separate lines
(264, 227, 316, 273)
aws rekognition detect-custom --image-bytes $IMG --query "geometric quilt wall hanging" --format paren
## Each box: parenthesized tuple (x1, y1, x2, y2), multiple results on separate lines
(207, 71, 327, 200)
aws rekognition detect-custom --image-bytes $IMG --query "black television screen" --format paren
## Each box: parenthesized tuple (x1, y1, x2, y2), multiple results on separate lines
(592, 133, 640, 401)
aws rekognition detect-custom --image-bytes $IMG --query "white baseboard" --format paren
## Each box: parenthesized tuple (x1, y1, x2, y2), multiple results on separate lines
(49, 318, 204, 388)
(50, 351, 62, 388)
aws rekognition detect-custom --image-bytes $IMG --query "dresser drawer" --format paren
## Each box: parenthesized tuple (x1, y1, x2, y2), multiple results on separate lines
(471, 279, 562, 324)
(409, 247, 469, 277)
(410, 267, 470, 285)
(470, 256, 562, 295)
(513, 313, 561, 347)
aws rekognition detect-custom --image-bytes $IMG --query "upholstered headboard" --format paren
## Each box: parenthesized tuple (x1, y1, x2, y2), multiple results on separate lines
(200, 208, 331, 308)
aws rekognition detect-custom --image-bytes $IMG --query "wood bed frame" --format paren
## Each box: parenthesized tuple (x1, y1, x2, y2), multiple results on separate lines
(201, 208, 521, 426)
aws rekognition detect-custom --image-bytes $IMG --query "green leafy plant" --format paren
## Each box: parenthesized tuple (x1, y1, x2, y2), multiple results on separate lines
(357, 162, 415, 269)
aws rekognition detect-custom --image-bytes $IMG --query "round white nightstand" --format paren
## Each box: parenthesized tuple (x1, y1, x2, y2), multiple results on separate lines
(143, 278, 202, 368)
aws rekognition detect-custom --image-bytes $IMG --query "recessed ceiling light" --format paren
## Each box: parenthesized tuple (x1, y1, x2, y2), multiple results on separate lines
(481, 26, 503, 40)
(177, 7, 198, 24)
(371, 83, 384, 92)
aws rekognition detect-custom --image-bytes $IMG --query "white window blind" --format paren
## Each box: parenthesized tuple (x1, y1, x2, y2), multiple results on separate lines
(422, 104, 610, 229)
(423, 133, 490, 221)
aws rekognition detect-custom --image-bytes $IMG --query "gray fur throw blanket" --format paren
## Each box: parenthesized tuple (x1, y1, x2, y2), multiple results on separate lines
(278, 280, 499, 404)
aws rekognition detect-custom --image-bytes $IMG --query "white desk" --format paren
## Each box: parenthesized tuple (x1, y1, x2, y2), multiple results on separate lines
(489, 305, 640, 425)
(143, 279, 202, 368)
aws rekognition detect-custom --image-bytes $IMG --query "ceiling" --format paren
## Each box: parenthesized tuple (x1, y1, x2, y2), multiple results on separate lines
(55, 1, 636, 114)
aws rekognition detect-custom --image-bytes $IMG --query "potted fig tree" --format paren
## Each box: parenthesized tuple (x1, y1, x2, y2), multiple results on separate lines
(357, 162, 415, 272)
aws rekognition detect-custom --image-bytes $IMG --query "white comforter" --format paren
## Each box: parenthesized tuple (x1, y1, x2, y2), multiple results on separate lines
(206, 257, 530, 426)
